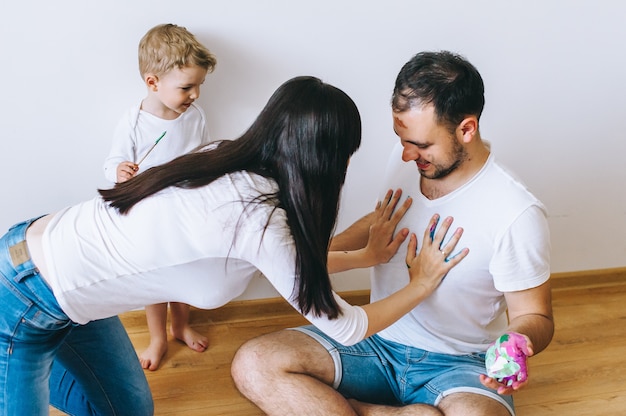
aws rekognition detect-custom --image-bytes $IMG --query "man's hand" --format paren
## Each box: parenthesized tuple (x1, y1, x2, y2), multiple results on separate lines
(481, 333, 534, 395)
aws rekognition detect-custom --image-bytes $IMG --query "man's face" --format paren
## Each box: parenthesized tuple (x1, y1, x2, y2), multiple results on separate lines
(393, 105, 467, 180)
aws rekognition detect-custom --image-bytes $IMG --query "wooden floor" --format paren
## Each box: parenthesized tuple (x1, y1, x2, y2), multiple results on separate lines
(50, 269, 626, 415)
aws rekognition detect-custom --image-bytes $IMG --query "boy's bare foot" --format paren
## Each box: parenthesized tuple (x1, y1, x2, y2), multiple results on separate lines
(139, 340, 168, 371)
(172, 325, 208, 352)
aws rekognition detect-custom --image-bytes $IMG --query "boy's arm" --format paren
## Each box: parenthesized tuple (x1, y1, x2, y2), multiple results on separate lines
(104, 112, 137, 184)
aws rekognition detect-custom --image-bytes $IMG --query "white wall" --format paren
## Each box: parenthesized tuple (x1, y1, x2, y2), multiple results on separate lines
(1, 1, 624, 300)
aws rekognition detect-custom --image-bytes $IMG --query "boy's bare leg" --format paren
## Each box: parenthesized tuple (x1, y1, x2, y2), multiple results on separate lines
(232, 330, 358, 416)
(140, 303, 169, 371)
(169, 302, 208, 353)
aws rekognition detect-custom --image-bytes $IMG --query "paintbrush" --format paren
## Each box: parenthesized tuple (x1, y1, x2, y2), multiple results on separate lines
(136, 131, 167, 166)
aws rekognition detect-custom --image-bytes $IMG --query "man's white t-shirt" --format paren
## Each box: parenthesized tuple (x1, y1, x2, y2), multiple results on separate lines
(372, 143, 551, 354)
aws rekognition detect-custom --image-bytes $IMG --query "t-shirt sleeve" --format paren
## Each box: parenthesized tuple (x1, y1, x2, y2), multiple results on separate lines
(311, 294, 368, 346)
(201, 113, 211, 145)
(103, 113, 136, 184)
(192, 103, 211, 146)
(490, 204, 551, 292)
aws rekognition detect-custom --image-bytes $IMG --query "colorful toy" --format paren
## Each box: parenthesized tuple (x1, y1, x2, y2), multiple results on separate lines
(485, 332, 529, 386)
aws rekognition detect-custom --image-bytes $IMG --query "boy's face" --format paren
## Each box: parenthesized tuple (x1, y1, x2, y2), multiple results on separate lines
(145, 65, 207, 119)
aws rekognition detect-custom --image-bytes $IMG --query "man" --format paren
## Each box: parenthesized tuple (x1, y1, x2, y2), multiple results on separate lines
(231, 51, 553, 416)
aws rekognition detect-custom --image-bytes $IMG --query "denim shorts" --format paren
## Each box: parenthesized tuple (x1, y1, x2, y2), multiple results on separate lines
(293, 325, 515, 415)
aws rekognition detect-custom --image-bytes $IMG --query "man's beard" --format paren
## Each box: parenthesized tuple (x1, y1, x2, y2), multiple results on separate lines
(419, 138, 468, 180)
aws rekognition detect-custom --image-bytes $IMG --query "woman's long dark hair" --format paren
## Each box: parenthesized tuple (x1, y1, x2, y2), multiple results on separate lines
(99, 76, 362, 319)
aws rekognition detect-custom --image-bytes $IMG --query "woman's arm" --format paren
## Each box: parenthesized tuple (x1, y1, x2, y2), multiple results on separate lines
(255, 205, 467, 346)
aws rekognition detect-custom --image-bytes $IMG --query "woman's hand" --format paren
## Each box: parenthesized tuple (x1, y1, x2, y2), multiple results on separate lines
(362, 189, 412, 266)
(361, 213, 467, 337)
(405, 214, 468, 295)
(328, 189, 411, 273)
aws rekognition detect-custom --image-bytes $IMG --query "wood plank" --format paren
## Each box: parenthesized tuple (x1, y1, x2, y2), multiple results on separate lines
(49, 269, 626, 415)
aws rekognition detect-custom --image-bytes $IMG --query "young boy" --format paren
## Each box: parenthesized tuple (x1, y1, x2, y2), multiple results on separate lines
(103, 23, 217, 371)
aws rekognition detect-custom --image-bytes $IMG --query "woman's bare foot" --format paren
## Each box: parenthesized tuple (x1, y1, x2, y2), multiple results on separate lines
(139, 339, 168, 371)
(171, 325, 209, 352)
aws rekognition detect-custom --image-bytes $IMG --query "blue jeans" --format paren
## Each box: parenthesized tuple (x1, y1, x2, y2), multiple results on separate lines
(0, 218, 153, 416)
(294, 325, 515, 416)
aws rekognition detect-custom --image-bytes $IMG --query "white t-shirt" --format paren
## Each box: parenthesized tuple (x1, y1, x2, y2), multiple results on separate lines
(42, 171, 368, 345)
(103, 102, 210, 183)
(372, 143, 550, 354)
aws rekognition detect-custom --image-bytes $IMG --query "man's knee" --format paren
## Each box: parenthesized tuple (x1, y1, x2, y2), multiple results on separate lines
(231, 329, 335, 394)
(231, 335, 268, 392)
(231, 330, 298, 392)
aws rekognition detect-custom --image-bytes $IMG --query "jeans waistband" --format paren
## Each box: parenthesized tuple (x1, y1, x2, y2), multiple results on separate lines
(1, 215, 68, 321)
(3, 216, 45, 281)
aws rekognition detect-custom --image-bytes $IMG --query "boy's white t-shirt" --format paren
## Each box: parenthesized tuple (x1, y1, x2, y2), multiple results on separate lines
(103, 102, 210, 183)
(41, 171, 368, 346)
(372, 143, 551, 354)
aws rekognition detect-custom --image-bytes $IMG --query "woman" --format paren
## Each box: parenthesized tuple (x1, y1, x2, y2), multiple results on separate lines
(0, 76, 466, 415)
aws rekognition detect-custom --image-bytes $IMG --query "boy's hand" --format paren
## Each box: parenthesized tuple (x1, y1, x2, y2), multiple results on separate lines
(116, 161, 138, 183)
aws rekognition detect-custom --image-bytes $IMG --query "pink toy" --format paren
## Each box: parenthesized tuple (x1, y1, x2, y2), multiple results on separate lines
(485, 332, 529, 386)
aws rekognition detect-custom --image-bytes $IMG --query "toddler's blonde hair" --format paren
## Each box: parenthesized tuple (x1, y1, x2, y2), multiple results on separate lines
(138, 23, 217, 77)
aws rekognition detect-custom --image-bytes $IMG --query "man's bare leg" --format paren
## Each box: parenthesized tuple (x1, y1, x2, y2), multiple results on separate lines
(140, 303, 169, 371)
(232, 329, 511, 416)
(349, 393, 511, 416)
(232, 329, 358, 416)
(349, 399, 442, 416)
(169, 302, 208, 353)
(438, 392, 511, 416)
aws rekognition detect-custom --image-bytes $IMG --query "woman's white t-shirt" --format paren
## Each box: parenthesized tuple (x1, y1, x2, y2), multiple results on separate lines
(42, 171, 368, 345)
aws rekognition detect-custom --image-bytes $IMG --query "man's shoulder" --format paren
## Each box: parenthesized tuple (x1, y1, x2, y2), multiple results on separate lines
(478, 158, 546, 217)
(487, 158, 540, 197)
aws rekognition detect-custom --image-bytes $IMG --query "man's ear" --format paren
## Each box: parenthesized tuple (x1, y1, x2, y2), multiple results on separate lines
(145, 73, 159, 91)
(458, 116, 478, 143)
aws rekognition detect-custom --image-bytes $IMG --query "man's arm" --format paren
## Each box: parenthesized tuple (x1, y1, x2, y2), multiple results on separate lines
(480, 280, 554, 394)
(505, 280, 554, 354)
